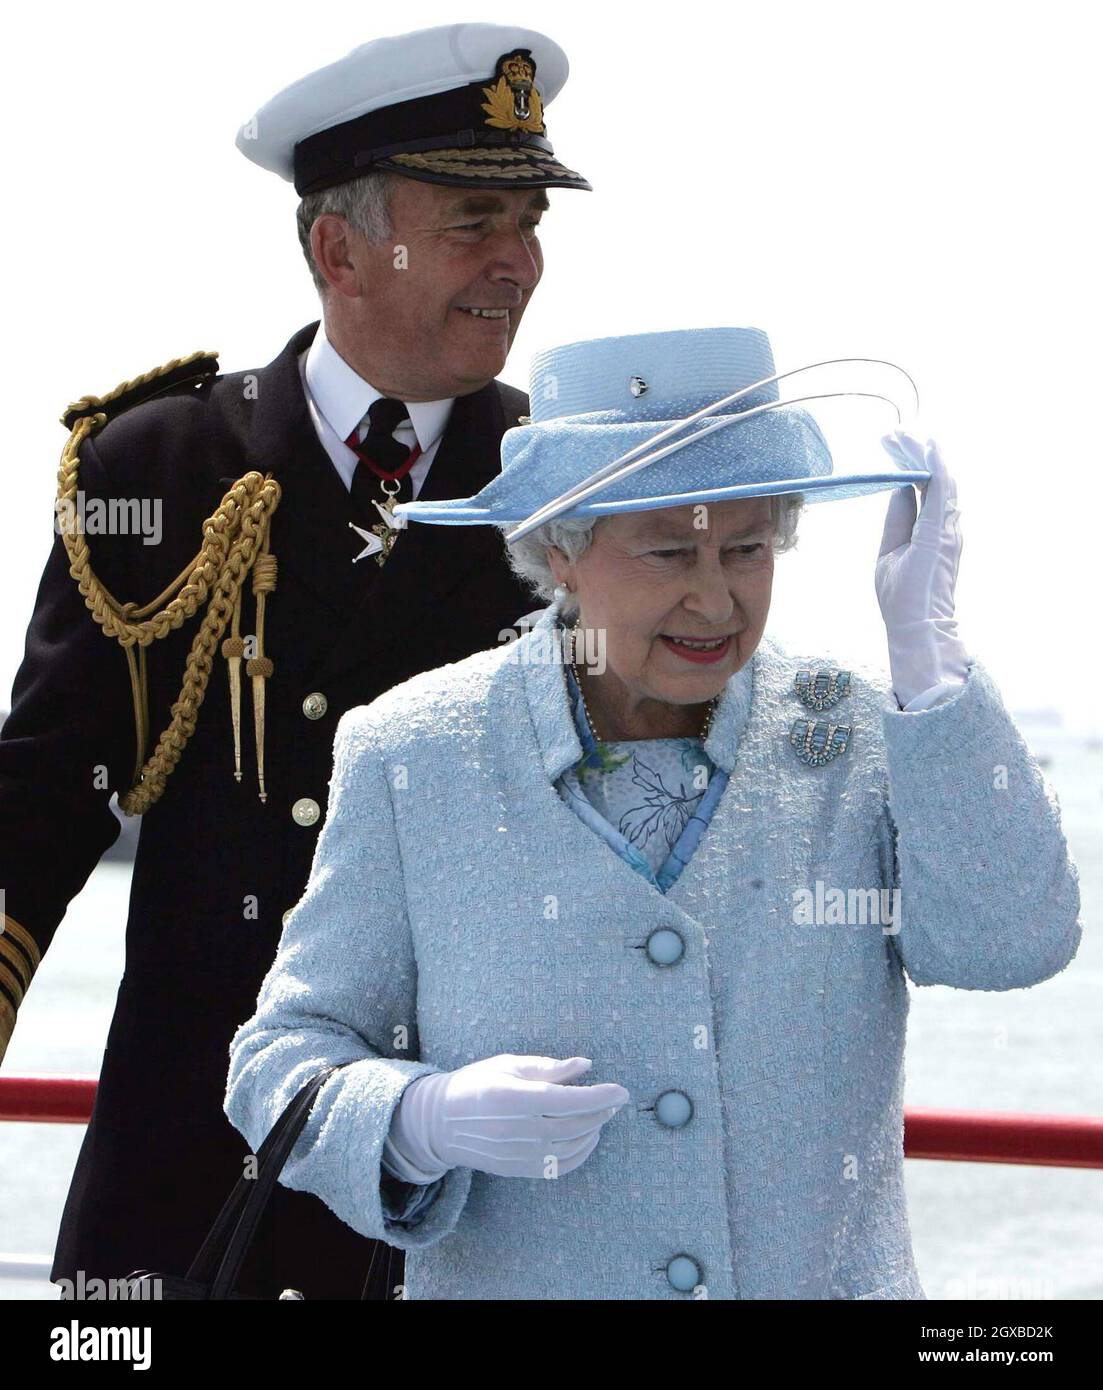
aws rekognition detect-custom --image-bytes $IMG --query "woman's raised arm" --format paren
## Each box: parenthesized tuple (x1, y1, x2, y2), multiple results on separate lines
(876, 660, 1082, 990)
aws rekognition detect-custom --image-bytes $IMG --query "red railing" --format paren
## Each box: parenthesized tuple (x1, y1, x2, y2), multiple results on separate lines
(2, 1075, 1103, 1168)
(0, 1075, 99, 1125)
(904, 1107, 1103, 1169)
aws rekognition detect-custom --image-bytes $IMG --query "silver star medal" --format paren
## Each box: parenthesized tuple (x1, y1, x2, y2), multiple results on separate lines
(349, 492, 407, 567)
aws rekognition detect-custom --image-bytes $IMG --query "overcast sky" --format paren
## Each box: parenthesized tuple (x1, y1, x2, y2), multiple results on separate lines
(2, 0, 1099, 729)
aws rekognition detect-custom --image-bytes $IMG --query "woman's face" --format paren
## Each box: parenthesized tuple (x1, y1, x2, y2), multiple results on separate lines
(548, 497, 776, 717)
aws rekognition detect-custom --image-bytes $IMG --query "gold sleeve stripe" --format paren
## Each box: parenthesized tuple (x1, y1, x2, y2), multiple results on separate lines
(0, 934, 33, 993)
(0, 917, 42, 1060)
(0, 960, 26, 1009)
(1, 915, 41, 970)
(0, 991, 15, 1060)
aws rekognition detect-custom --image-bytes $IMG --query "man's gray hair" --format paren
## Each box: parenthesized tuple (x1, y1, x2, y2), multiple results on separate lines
(295, 170, 400, 296)
(498, 493, 804, 619)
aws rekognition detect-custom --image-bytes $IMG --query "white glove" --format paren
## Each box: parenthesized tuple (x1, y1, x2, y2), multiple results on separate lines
(876, 429, 973, 709)
(385, 1054, 630, 1181)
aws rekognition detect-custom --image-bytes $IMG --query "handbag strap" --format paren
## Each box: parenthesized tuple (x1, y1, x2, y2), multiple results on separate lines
(187, 1064, 343, 1296)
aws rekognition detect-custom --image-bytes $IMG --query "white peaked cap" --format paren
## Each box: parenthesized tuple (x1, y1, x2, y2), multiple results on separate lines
(236, 23, 590, 195)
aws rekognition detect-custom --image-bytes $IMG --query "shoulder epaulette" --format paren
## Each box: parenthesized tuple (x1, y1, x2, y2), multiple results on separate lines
(60, 350, 220, 432)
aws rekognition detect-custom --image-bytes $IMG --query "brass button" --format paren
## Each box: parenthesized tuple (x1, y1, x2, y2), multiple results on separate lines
(282, 909, 293, 927)
(291, 797, 321, 827)
(302, 692, 328, 720)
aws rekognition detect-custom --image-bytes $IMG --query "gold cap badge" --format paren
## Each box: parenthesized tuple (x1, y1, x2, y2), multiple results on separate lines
(481, 50, 545, 134)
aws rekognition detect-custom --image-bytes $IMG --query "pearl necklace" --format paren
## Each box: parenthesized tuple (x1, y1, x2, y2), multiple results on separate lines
(569, 618, 719, 744)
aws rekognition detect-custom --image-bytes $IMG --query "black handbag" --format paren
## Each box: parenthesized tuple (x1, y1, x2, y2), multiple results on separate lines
(124, 1063, 393, 1300)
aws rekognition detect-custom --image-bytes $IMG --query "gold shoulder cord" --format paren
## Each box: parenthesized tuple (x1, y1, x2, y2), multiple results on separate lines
(57, 350, 282, 815)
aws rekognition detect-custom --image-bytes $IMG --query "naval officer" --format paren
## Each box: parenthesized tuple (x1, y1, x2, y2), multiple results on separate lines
(0, 22, 590, 1299)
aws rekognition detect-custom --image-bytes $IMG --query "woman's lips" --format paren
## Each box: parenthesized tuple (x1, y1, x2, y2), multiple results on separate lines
(659, 634, 733, 665)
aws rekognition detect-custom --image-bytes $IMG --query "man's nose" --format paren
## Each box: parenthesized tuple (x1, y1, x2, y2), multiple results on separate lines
(485, 227, 542, 291)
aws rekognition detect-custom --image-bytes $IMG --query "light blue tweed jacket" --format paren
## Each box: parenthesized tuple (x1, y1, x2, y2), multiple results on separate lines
(224, 601, 1082, 1300)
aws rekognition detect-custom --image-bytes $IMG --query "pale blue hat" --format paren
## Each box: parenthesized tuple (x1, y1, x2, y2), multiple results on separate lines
(393, 328, 926, 534)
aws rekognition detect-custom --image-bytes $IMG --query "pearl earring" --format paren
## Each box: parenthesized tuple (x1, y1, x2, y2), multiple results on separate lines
(553, 583, 572, 603)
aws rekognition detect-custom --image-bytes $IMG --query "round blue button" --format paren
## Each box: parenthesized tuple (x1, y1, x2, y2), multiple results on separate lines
(655, 1090, 693, 1128)
(645, 927, 685, 966)
(666, 1254, 701, 1292)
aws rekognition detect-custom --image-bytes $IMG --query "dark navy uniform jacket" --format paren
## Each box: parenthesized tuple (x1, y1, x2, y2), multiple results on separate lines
(0, 320, 533, 1297)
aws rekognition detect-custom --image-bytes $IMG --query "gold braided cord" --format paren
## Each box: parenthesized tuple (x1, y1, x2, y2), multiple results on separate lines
(56, 357, 282, 816)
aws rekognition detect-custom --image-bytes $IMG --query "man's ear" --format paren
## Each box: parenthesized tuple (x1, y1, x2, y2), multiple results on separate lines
(310, 214, 360, 299)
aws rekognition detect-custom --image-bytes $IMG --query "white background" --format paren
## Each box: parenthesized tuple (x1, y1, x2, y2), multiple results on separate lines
(1, 0, 1099, 727)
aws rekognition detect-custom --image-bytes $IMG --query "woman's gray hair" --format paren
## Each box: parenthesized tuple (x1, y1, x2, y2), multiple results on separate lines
(295, 171, 399, 295)
(498, 493, 804, 619)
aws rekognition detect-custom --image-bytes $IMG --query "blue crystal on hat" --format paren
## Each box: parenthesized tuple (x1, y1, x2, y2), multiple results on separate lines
(528, 328, 779, 424)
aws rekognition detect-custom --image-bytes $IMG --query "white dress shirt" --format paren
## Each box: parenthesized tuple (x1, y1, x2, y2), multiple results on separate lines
(297, 321, 454, 499)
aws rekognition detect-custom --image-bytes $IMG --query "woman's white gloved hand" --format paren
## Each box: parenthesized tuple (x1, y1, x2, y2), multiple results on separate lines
(386, 1054, 630, 1181)
(876, 429, 973, 708)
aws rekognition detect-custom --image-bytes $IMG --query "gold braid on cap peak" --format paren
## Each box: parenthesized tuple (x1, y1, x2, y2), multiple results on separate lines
(57, 351, 282, 815)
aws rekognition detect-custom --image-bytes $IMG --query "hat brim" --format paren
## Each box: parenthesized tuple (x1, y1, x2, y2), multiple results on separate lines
(396, 472, 931, 525)
(374, 145, 591, 190)
(395, 407, 930, 526)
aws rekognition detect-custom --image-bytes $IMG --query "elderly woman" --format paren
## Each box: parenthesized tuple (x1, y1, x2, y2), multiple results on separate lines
(224, 328, 1081, 1301)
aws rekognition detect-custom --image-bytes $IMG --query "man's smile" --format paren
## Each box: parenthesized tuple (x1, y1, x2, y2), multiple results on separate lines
(455, 306, 510, 319)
